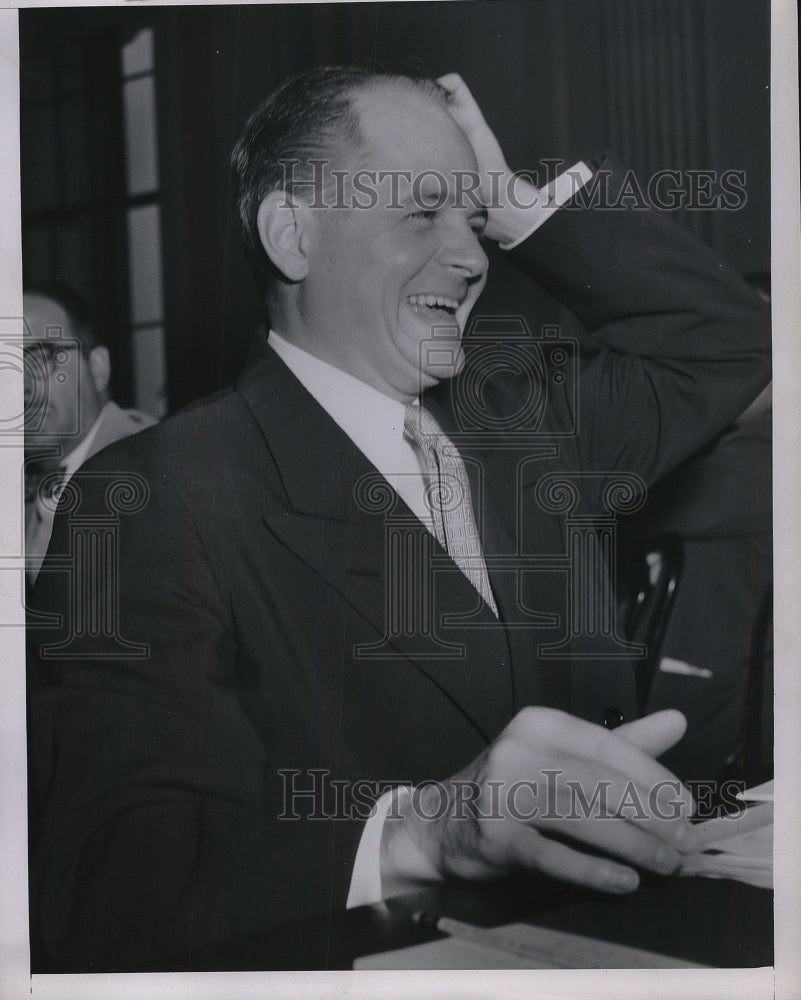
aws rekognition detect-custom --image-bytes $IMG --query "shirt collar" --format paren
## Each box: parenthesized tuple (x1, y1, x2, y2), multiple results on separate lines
(268, 330, 417, 477)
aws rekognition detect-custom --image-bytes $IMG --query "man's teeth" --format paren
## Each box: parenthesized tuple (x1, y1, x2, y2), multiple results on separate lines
(407, 293, 460, 313)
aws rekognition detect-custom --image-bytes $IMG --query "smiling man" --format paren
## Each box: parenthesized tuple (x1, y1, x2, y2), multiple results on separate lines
(252, 80, 489, 400)
(27, 66, 770, 970)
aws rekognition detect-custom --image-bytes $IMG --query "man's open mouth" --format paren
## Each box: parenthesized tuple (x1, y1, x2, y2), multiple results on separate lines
(406, 293, 460, 316)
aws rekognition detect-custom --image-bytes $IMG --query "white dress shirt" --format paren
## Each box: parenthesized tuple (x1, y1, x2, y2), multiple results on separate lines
(269, 333, 434, 530)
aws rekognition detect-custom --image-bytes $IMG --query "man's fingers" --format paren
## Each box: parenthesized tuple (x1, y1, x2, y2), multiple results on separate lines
(534, 811, 685, 877)
(436, 71, 514, 242)
(511, 707, 696, 823)
(510, 826, 640, 895)
(516, 750, 701, 854)
(613, 710, 696, 820)
(615, 709, 688, 759)
(499, 708, 699, 854)
(436, 72, 464, 92)
(436, 73, 493, 140)
(437, 73, 473, 109)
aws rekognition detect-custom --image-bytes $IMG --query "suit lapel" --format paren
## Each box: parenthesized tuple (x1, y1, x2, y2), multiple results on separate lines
(425, 376, 573, 714)
(236, 336, 514, 743)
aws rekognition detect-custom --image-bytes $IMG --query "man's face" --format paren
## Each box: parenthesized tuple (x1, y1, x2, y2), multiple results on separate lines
(296, 84, 489, 400)
(23, 293, 95, 455)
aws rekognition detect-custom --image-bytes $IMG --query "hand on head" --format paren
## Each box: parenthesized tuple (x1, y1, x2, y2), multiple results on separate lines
(437, 73, 535, 245)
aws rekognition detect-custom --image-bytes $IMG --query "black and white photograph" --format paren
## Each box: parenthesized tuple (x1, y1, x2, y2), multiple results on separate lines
(2, 1, 800, 997)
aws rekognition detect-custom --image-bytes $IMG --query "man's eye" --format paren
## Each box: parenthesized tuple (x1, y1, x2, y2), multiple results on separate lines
(469, 212, 489, 237)
(407, 209, 437, 222)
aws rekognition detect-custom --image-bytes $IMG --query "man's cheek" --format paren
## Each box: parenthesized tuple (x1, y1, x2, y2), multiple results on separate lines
(387, 241, 421, 271)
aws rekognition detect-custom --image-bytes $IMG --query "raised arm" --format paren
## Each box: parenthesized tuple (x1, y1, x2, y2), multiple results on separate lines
(440, 73, 771, 484)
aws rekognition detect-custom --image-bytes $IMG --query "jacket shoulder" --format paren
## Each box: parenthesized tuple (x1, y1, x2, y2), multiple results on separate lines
(82, 386, 252, 478)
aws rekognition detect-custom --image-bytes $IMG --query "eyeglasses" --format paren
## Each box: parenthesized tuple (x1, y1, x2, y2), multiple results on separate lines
(23, 341, 87, 380)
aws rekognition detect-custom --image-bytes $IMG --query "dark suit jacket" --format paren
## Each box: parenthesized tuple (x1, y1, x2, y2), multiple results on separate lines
(626, 409, 772, 782)
(27, 160, 769, 970)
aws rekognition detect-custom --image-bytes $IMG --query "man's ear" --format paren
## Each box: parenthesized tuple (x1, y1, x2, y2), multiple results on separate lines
(87, 346, 111, 395)
(256, 191, 312, 282)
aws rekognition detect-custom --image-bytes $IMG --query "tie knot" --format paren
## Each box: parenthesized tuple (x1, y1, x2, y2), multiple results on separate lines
(403, 402, 445, 452)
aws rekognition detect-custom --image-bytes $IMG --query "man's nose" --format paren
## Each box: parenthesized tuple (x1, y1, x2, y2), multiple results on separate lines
(438, 221, 489, 281)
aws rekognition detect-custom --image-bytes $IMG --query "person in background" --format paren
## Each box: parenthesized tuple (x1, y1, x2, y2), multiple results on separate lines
(23, 282, 156, 584)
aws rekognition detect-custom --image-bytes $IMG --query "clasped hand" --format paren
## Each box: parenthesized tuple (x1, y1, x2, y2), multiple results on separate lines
(381, 707, 702, 896)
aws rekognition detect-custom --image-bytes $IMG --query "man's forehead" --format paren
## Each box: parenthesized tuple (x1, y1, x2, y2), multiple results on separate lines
(352, 80, 448, 124)
(350, 82, 478, 177)
(23, 294, 73, 341)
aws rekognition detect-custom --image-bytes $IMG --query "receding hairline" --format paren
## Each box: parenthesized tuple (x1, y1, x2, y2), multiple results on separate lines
(348, 74, 451, 136)
(330, 76, 457, 177)
(23, 287, 98, 349)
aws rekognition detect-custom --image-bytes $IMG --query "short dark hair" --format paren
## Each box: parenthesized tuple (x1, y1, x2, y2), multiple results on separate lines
(24, 280, 98, 352)
(230, 64, 448, 301)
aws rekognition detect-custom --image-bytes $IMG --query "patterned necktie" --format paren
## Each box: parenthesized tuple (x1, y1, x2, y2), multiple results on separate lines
(403, 402, 498, 618)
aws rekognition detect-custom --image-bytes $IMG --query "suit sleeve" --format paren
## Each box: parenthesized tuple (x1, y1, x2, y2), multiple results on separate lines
(507, 154, 771, 485)
(27, 447, 363, 970)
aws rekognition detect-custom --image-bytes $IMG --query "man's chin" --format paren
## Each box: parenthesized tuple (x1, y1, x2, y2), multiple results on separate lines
(399, 317, 465, 390)
(422, 345, 466, 386)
